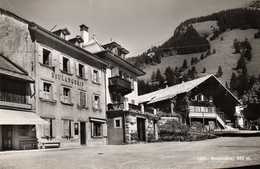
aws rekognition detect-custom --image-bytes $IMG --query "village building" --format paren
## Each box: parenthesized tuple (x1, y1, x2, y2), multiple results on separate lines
(0, 55, 47, 150)
(83, 39, 159, 144)
(0, 8, 108, 150)
(135, 75, 244, 131)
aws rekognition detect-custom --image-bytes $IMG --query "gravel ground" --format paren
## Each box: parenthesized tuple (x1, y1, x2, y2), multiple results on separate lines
(0, 137, 260, 169)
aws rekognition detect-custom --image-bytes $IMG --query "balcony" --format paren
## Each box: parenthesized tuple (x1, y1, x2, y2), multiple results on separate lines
(107, 103, 157, 116)
(0, 91, 32, 110)
(109, 76, 132, 95)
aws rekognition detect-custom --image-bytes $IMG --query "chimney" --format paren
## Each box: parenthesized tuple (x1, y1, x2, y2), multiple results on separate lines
(80, 24, 89, 46)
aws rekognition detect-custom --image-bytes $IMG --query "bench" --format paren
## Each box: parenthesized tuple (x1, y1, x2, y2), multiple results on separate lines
(19, 139, 38, 150)
(40, 142, 61, 149)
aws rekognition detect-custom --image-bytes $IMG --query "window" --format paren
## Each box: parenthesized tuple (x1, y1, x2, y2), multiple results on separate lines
(43, 82, 51, 93)
(74, 123, 79, 135)
(63, 120, 72, 138)
(78, 64, 84, 78)
(41, 82, 53, 100)
(114, 117, 122, 128)
(92, 69, 100, 83)
(43, 49, 51, 66)
(79, 91, 87, 107)
(62, 57, 69, 73)
(62, 87, 71, 104)
(92, 122, 102, 137)
(93, 95, 100, 110)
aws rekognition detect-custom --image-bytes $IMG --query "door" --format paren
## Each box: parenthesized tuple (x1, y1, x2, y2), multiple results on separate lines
(137, 118, 146, 141)
(2, 126, 13, 150)
(80, 122, 86, 145)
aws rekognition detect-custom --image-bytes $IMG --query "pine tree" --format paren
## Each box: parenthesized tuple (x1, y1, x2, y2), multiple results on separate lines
(164, 66, 175, 86)
(182, 59, 188, 69)
(202, 67, 206, 73)
(230, 72, 238, 91)
(155, 69, 165, 87)
(151, 71, 156, 82)
(236, 56, 246, 71)
(216, 65, 223, 77)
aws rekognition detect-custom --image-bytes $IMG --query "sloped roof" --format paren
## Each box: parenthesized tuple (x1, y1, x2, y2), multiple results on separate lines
(0, 55, 33, 82)
(135, 74, 241, 105)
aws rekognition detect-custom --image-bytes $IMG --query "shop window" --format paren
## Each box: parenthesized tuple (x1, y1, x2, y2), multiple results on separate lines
(93, 94, 100, 110)
(79, 91, 87, 107)
(74, 123, 79, 135)
(92, 122, 102, 137)
(63, 120, 72, 138)
(114, 117, 122, 128)
(43, 48, 51, 66)
(43, 118, 54, 139)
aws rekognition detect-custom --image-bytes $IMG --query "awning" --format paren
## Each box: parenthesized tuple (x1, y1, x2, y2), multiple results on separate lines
(89, 117, 106, 123)
(0, 109, 49, 125)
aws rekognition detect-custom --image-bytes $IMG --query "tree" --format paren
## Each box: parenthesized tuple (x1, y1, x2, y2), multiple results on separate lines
(182, 59, 188, 69)
(151, 71, 156, 82)
(216, 65, 223, 77)
(201, 67, 206, 73)
(164, 66, 175, 86)
(230, 72, 238, 91)
(233, 38, 240, 54)
(236, 56, 246, 71)
(155, 69, 165, 87)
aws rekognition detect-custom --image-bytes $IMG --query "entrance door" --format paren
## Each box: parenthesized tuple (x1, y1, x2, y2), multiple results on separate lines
(80, 122, 86, 145)
(2, 126, 13, 150)
(137, 118, 146, 141)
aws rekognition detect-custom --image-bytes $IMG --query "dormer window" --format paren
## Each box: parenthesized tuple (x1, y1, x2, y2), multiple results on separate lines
(52, 28, 71, 40)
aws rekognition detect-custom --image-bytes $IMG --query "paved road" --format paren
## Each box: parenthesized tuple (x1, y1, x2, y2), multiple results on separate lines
(0, 137, 260, 169)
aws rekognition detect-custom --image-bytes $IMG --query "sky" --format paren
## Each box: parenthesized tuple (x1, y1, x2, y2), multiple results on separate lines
(0, 0, 252, 57)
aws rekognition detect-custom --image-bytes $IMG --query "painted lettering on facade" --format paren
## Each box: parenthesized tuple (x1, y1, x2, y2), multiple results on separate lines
(51, 72, 84, 87)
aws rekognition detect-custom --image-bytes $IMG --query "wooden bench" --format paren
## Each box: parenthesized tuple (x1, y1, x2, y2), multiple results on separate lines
(40, 142, 61, 149)
(19, 139, 38, 150)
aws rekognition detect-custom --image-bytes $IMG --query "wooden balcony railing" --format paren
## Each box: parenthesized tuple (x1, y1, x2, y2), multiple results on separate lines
(107, 103, 154, 115)
(108, 76, 132, 95)
(0, 91, 31, 109)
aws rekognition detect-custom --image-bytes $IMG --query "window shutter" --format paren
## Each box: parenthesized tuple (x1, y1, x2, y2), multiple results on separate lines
(53, 84, 58, 101)
(59, 55, 63, 70)
(102, 124, 107, 137)
(91, 122, 94, 137)
(71, 121, 74, 137)
(60, 87, 64, 102)
(50, 52, 55, 67)
(98, 70, 102, 83)
(84, 65, 88, 79)
(85, 92, 88, 107)
(38, 47, 43, 64)
(52, 119, 56, 137)
(90, 68, 94, 82)
(75, 62, 79, 76)
(70, 59, 74, 74)
(39, 81, 44, 98)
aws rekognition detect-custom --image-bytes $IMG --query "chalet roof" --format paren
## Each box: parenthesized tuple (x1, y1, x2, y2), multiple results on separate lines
(0, 55, 34, 82)
(135, 74, 241, 105)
